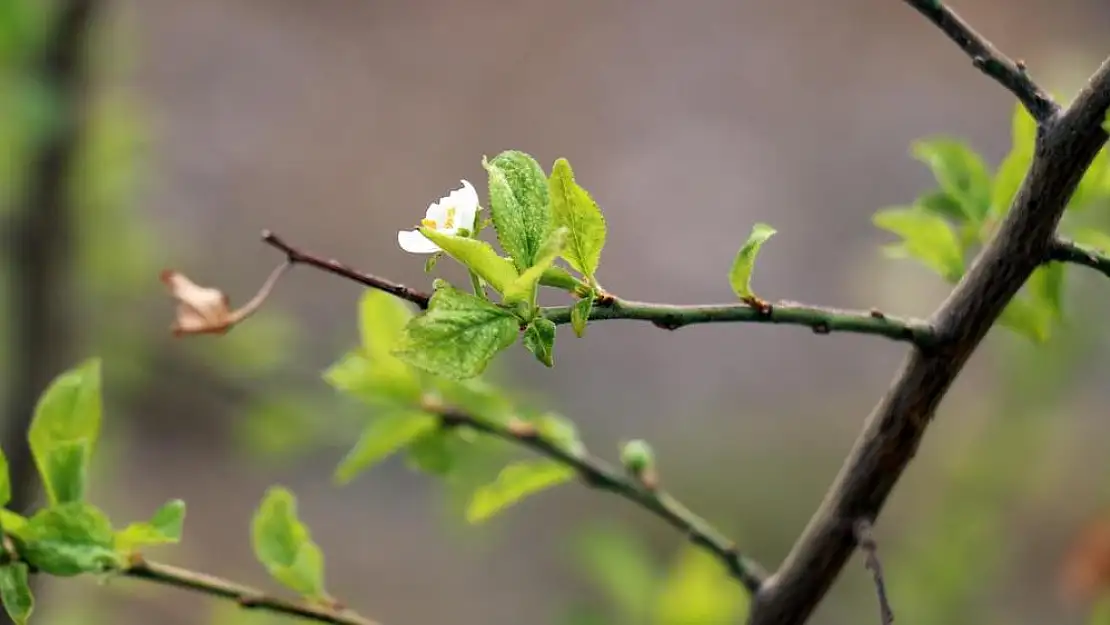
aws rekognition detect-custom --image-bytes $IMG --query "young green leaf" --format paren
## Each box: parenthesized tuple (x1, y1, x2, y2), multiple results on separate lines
(0, 511, 27, 535)
(873, 208, 965, 283)
(523, 318, 557, 367)
(549, 158, 606, 282)
(574, 525, 658, 622)
(1028, 264, 1065, 319)
(358, 290, 413, 363)
(334, 412, 439, 484)
(1070, 227, 1110, 252)
(571, 292, 594, 338)
(466, 459, 576, 524)
(534, 413, 586, 457)
(418, 228, 519, 294)
(28, 359, 102, 505)
(915, 191, 966, 223)
(728, 223, 777, 301)
(998, 297, 1052, 343)
(1071, 147, 1110, 211)
(393, 286, 520, 380)
(539, 266, 587, 294)
(251, 486, 327, 600)
(115, 499, 186, 552)
(990, 102, 1038, 219)
(911, 138, 992, 222)
(405, 428, 463, 476)
(656, 546, 748, 625)
(503, 227, 569, 306)
(18, 503, 121, 576)
(0, 564, 32, 625)
(484, 151, 552, 271)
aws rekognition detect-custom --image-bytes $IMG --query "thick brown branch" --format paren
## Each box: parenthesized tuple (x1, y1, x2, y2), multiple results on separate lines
(261, 230, 431, 309)
(1047, 238, 1110, 280)
(902, 0, 1058, 123)
(747, 57, 1110, 625)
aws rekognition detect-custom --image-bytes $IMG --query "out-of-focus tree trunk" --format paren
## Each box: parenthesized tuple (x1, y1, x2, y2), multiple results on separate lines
(3, 0, 97, 621)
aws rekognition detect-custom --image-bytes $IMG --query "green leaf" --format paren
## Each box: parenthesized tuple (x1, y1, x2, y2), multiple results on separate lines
(549, 158, 606, 281)
(405, 428, 461, 476)
(916, 191, 966, 222)
(418, 228, 519, 294)
(334, 412, 439, 484)
(873, 207, 965, 282)
(998, 297, 1052, 343)
(484, 151, 553, 271)
(0, 446, 9, 509)
(533, 413, 586, 457)
(0, 510, 27, 536)
(323, 350, 420, 406)
(1028, 264, 1064, 319)
(523, 318, 557, 367)
(911, 138, 992, 222)
(539, 266, 586, 293)
(358, 290, 413, 363)
(251, 486, 327, 599)
(571, 293, 594, 338)
(115, 499, 186, 552)
(0, 564, 32, 625)
(18, 503, 120, 576)
(574, 525, 658, 622)
(656, 546, 749, 625)
(28, 359, 102, 505)
(991, 102, 1037, 219)
(728, 223, 777, 301)
(1071, 147, 1110, 211)
(466, 459, 576, 524)
(504, 227, 568, 306)
(393, 286, 520, 380)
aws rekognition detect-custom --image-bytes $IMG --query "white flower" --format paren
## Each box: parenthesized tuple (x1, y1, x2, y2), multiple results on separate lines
(397, 179, 481, 254)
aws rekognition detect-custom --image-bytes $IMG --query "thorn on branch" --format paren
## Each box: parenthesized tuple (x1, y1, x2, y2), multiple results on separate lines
(855, 519, 894, 625)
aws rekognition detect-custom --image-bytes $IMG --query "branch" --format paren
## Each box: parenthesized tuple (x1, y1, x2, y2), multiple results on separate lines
(545, 299, 934, 345)
(262, 230, 933, 345)
(261, 230, 431, 309)
(120, 555, 380, 625)
(854, 519, 894, 625)
(1047, 238, 1110, 280)
(746, 54, 1110, 625)
(424, 399, 768, 594)
(902, 0, 1058, 123)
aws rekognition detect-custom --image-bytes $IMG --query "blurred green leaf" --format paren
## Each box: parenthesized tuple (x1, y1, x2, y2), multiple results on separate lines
(0, 510, 26, 535)
(0, 563, 32, 625)
(991, 103, 1037, 219)
(406, 428, 463, 476)
(533, 413, 586, 457)
(18, 503, 120, 576)
(998, 297, 1052, 343)
(1071, 148, 1110, 211)
(466, 459, 576, 524)
(916, 191, 966, 222)
(655, 546, 748, 625)
(393, 286, 520, 380)
(203, 312, 294, 374)
(115, 499, 185, 552)
(1028, 264, 1065, 319)
(419, 229, 519, 294)
(549, 158, 607, 282)
(523, 318, 557, 368)
(911, 137, 991, 222)
(873, 207, 964, 282)
(503, 227, 568, 306)
(484, 150, 553, 271)
(251, 486, 327, 600)
(28, 359, 103, 505)
(1071, 228, 1110, 252)
(0, 445, 9, 509)
(728, 223, 776, 301)
(334, 412, 439, 484)
(574, 524, 659, 622)
(571, 293, 594, 338)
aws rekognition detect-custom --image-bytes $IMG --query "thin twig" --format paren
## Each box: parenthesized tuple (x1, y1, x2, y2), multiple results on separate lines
(902, 0, 1058, 123)
(747, 53, 1110, 625)
(854, 519, 894, 625)
(261, 230, 432, 309)
(1047, 238, 1110, 280)
(262, 230, 933, 345)
(425, 400, 768, 594)
(545, 299, 934, 346)
(122, 555, 380, 625)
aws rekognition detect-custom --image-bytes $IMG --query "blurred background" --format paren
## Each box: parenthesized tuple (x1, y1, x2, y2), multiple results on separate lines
(5, 0, 1110, 623)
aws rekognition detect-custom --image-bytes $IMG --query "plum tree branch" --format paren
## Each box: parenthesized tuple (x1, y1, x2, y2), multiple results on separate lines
(423, 398, 768, 594)
(261, 231, 933, 345)
(1047, 238, 1110, 280)
(901, 0, 1058, 123)
(746, 46, 1110, 625)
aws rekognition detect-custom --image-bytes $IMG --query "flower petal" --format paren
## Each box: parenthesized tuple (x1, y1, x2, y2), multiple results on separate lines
(450, 179, 481, 231)
(398, 229, 441, 254)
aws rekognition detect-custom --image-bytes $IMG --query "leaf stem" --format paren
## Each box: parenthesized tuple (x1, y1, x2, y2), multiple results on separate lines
(1047, 237, 1110, 280)
(543, 298, 935, 346)
(428, 402, 768, 594)
(468, 270, 487, 300)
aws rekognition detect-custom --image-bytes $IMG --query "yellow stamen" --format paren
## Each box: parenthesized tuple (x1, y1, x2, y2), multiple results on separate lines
(444, 207, 457, 230)
(421, 218, 437, 229)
